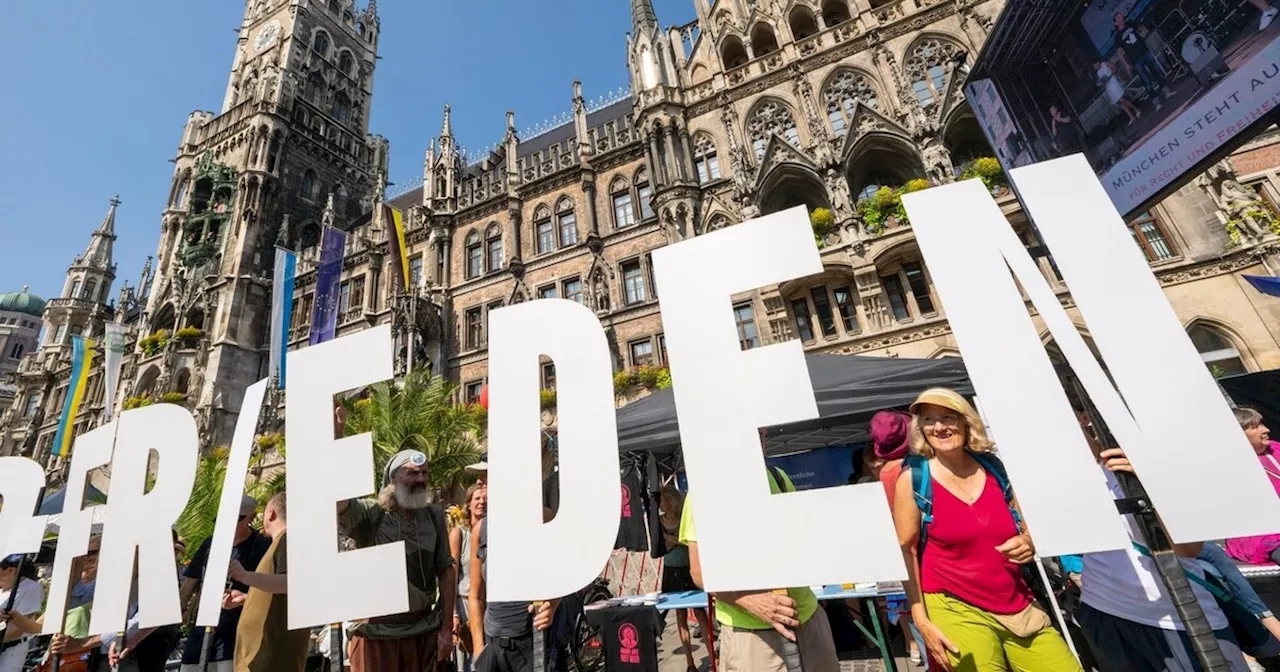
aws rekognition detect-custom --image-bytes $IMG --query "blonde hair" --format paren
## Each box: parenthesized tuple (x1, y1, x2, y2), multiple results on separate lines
(908, 387, 995, 457)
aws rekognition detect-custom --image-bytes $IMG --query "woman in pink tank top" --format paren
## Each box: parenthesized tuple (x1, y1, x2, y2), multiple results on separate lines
(891, 388, 1081, 672)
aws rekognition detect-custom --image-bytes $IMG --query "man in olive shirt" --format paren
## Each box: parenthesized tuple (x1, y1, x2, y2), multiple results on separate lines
(337, 449, 456, 671)
(679, 429, 840, 672)
(228, 493, 307, 672)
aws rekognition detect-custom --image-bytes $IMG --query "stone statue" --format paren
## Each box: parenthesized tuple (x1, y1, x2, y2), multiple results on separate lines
(1217, 178, 1270, 240)
(825, 169, 852, 215)
(591, 271, 610, 312)
(920, 139, 953, 184)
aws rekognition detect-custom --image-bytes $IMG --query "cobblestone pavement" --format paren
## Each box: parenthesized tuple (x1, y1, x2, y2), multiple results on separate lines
(653, 615, 914, 672)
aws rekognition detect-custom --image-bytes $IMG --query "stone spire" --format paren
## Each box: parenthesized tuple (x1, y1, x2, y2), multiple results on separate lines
(632, 0, 658, 36)
(81, 196, 120, 269)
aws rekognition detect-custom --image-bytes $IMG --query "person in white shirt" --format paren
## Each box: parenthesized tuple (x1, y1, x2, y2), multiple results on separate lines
(1077, 447, 1250, 671)
(0, 553, 45, 672)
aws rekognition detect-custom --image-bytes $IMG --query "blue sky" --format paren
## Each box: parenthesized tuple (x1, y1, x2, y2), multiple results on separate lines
(0, 0, 693, 304)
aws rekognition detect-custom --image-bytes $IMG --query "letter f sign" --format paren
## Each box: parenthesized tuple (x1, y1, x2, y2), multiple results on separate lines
(903, 154, 1280, 553)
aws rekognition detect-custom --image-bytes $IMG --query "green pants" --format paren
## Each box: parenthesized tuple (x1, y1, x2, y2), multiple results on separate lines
(924, 593, 1082, 672)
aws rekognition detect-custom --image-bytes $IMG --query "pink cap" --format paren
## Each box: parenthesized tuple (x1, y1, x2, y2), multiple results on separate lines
(870, 410, 912, 460)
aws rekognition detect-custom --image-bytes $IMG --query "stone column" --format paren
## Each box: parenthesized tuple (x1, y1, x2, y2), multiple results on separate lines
(662, 123, 682, 183)
(583, 179, 600, 236)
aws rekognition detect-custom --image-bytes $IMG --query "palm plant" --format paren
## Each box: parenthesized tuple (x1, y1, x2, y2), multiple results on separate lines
(174, 448, 229, 562)
(342, 369, 483, 497)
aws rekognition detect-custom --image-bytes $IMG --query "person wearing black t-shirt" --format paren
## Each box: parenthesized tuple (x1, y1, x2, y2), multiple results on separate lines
(1114, 12, 1172, 107)
(178, 495, 272, 672)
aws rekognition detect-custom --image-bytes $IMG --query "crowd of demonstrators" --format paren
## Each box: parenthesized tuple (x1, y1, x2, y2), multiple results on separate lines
(469, 473, 558, 672)
(337, 449, 456, 671)
(179, 495, 272, 672)
(1226, 408, 1280, 566)
(658, 486, 711, 672)
(452, 483, 488, 671)
(870, 410, 928, 668)
(679, 427, 841, 672)
(225, 492, 308, 672)
(0, 554, 44, 672)
(894, 388, 1080, 672)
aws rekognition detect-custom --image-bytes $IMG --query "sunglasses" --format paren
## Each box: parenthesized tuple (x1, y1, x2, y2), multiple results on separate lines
(238, 513, 252, 522)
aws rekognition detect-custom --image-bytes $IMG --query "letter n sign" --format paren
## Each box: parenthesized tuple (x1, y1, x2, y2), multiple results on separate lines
(902, 154, 1280, 554)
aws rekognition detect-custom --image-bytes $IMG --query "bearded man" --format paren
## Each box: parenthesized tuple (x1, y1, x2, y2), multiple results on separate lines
(337, 449, 456, 672)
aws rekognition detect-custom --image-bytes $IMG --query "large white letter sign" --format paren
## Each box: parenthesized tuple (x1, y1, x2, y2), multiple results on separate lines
(0, 458, 47, 559)
(652, 206, 905, 591)
(195, 378, 268, 627)
(92, 404, 198, 634)
(487, 299, 620, 601)
(287, 325, 402, 628)
(44, 425, 114, 634)
(1010, 155, 1280, 542)
(901, 180, 1130, 556)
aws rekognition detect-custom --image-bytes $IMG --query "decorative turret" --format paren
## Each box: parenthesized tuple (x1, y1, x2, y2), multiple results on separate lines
(425, 105, 459, 213)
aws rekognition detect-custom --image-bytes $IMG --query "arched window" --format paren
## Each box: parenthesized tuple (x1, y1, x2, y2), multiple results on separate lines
(266, 132, 281, 172)
(533, 205, 554, 254)
(556, 198, 578, 246)
(312, 30, 331, 58)
(856, 170, 898, 200)
(338, 51, 355, 77)
(693, 134, 721, 183)
(611, 177, 635, 229)
(635, 168, 655, 220)
(1189, 324, 1248, 377)
(751, 23, 779, 56)
(300, 222, 322, 249)
(821, 0, 852, 25)
(343, 11, 354, 24)
(174, 369, 191, 395)
(10, 343, 24, 360)
(301, 170, 318, 201)
(789, 6, 819, 39)
(747, 100, 801, 160)
(465, 231, 483, 279)
(721, 36, 749, 69)
(327, 0, 341, 12)
(82, 279, 97, 301)
(905, 39, 961, 109)
(69, 279, 82, 299)
(485, 224, 503, 272)
(173, 178, 189, 209)
(305, 72, 325, 106)
(824, 70, 879, 136)
(332, 92, 352, 123)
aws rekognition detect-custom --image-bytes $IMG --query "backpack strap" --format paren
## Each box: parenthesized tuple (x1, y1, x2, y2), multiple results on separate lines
(903, 454, 933, 553)
(970, 452, 1023, 530)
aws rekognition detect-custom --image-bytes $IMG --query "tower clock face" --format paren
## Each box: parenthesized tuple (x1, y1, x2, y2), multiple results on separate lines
(254, 20, 281, 53)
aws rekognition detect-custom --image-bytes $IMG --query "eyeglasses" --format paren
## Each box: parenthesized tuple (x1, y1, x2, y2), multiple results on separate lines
(85, 549, 100, 557)
(921, 413, 961, 429)
(238, 514, 252, 522)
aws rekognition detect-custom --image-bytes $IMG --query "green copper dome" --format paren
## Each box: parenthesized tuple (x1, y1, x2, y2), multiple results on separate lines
(0, 286, 46, 317)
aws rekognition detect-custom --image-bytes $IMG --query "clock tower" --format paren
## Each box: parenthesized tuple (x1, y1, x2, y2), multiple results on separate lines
(136, 0, 389, 449)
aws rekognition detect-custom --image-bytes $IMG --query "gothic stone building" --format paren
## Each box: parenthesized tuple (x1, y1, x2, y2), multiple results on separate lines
(287, 0, 1280, 409)
(6, 0, 1280, 467)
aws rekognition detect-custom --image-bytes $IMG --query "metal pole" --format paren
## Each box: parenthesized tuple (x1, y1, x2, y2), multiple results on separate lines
(532, 602, 547, 672)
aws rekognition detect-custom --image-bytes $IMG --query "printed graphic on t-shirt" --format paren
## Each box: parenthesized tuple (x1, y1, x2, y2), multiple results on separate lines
(621, 485, 632, 518)
(618, 623, 640, 665)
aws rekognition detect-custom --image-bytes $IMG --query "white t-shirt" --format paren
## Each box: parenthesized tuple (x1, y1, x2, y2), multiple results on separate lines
(0, 577, 45, 672)
(1081, 471, 1227, 631)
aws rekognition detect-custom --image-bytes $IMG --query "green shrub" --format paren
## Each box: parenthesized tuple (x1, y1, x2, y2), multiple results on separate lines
(539, 388, 557, 409)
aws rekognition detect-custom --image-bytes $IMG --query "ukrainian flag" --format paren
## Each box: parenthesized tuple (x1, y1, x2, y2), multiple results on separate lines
(52, 335, 96, 458)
